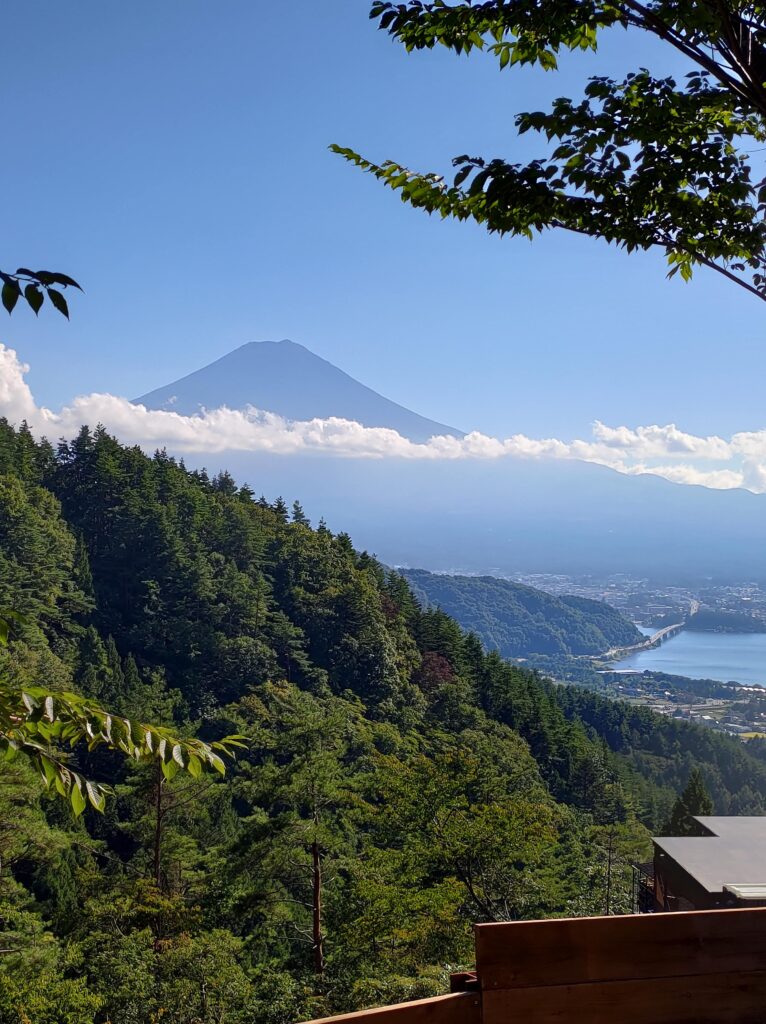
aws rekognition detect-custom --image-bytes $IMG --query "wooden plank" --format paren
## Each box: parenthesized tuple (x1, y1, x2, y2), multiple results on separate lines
(475, 908, 766, 990)
(482, 970, 766, 1024)
(449, 972, 479, 992)
(300, 992, 481, 1024)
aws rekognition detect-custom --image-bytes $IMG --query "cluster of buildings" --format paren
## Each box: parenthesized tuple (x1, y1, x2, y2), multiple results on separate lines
(511, 572, 766, 627)
(606, 674, 766, 739)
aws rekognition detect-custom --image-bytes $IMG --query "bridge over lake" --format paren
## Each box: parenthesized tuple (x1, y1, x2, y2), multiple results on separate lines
(603, 600, 700, 660)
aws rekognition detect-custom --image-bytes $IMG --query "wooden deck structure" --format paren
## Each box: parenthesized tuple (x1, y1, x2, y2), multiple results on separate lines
(304, 907, 766, 1024)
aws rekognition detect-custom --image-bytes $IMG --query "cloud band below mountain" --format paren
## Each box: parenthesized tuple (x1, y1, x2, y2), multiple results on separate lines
(1, 345, 764, 494)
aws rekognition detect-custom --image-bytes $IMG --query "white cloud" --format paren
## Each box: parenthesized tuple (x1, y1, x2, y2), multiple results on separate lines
(618, 462, 747, 490)
(590, 421, 732, 460)
(1, 344, 765, 494)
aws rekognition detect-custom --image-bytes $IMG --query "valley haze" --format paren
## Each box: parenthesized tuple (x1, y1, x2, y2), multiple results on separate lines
(3, 339, 766, 580)
(134, 340, 766, 582)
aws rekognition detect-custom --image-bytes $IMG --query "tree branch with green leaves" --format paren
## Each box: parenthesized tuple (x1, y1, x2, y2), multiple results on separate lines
(333, 0, 766, 302)
(0, 269, 82, 319)
(0, 611, 244, 816)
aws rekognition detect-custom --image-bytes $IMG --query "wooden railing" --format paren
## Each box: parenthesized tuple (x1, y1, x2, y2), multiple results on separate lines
(304, 907, 766, 1024)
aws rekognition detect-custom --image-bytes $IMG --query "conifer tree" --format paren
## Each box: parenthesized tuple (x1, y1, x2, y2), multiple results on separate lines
(665, 767, 714, 836)
(291, 500, 310, 526)
(102, 636, 125, 706)
(78, 626, 111, 700)
(212, 470, 238, 496)
(72, 534, 94, 602)
(272, 496, 289, 522)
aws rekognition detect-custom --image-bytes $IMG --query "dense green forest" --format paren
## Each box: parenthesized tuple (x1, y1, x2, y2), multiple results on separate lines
(686, 609, 766, 633)
(1, 420, 765, 1024)
(402, 568, 642, 657)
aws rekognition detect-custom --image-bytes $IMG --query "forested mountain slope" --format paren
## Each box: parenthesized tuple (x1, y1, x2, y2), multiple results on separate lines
(403, 568, 642, 657)
(0, 419, 764, 1024)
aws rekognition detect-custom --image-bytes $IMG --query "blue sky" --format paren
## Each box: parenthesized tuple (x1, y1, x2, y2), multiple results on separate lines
(3, 0, 765, 441)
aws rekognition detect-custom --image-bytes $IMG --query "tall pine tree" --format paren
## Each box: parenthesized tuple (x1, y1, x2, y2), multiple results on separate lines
(664, 767, 714, 836)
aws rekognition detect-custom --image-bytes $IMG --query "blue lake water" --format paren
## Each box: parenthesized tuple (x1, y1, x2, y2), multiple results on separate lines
(613, 631, 766, 686)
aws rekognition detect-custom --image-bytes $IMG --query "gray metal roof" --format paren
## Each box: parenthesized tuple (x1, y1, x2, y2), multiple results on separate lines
(724, 884, 766, 900)
(694, 816, 766, 840)
(654, 817, 766, 894)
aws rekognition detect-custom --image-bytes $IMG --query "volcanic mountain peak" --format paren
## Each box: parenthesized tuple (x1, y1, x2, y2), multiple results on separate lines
(135, 339, 463, 443)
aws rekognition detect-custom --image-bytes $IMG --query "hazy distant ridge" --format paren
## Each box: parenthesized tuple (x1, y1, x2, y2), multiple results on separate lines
(136, 340, 766, 580)
(136, 339, 463, 443)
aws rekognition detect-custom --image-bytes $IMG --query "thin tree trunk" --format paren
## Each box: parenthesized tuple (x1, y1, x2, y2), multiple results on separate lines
(152, 763, 166, 950)
(154, 762, 164, 887)
(312, 835, 324, 976)
(605, 830, 614, 916)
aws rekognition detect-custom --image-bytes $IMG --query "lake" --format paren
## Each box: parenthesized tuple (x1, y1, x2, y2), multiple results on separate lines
(613, 630, 766, 686)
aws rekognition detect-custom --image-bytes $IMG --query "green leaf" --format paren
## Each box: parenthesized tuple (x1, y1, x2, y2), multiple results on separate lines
(70, 778, 87, 816)
(47, 288, 69, 319)
(161, 758, 179, 781)
(86, 780, 106, 812)
(24, 284, 44, 315)
(454, 165, 473, 188)
(31, 271, 55, 286)
(48, 272, 82, 290)
(40, 757, 58, 789)
(2, 281, 20, 314)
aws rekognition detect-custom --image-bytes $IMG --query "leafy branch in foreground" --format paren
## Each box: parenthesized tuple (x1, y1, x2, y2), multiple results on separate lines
(333, 0, 766, 303)
(1, 268, 82, 319)
(0, 612, 244, 815)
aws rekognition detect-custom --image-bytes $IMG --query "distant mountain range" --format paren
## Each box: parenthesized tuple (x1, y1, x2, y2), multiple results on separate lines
(133, 340, 766, 582)
(136, 339, 462, 443)
(402, 568, 643, 657)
